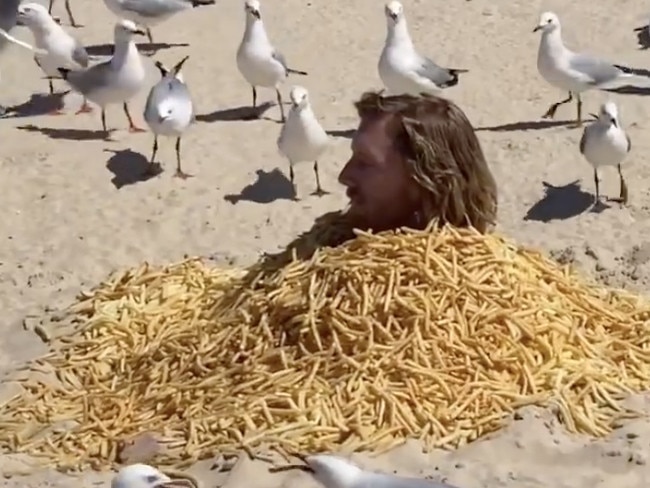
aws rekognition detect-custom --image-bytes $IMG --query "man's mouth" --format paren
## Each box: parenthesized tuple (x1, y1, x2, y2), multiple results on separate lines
(346, 187, 361, 203)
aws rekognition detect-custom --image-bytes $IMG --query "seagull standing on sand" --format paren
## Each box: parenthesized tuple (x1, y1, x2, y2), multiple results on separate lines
(286, 455, 461, 488)
(58, 19, 147, 138)
(236, 0, 307, 122)
(277, 85, 329, 197)
(579, 101, 631, 205)
(16, 3, 92, 114)
(534, 11, 650, 126)
(378, 1, 468, 96)
(102, 0, 216, 45)
(144, 55, 194, 179)
(48, 0, 79, 27)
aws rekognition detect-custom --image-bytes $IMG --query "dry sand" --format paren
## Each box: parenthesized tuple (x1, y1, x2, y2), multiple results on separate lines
(1, 0, 650, 485)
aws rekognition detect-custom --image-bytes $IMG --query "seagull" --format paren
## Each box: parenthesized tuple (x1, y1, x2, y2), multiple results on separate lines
(143, 55, 194, 179)
(16, 3, 92, 115)
(276, 455, 461, 488)
(534, 11, 650, 127)
(236, 0, 307, 122)
(48, 0, 79, 27)
(58, 19, 147, 138)
(579, 101, 631, 205)
(378, 1, 468, 96)
(102, 0, 216, 45)
(112, 464, 197, 488)
(277, 85, 329, 197)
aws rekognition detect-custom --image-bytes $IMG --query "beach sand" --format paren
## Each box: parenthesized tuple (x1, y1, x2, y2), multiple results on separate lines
(1, 0, 649, 485)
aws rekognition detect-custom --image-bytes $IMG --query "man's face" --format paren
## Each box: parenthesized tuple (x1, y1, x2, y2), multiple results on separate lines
(338, 114, 419, 232)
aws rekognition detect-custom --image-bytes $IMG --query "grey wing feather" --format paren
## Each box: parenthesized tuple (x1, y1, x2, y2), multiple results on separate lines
(71, 40, 90, 68)
(271, 49, 288, 72)
(579, 129, 588, 154)
(570, 53, 621, 85)
(66, 61, 113, 96)
(120, 0, 191, 18)
(415, 55, 456, 87)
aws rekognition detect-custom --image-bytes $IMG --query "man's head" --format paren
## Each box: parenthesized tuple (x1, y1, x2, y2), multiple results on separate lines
(338, 91, 497, 233)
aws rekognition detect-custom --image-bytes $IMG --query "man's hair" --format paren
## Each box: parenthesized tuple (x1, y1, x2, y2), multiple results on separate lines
(354, 91, 498, 233)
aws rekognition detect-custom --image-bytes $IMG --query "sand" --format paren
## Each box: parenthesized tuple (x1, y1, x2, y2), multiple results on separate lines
(1, 0, 650, 485)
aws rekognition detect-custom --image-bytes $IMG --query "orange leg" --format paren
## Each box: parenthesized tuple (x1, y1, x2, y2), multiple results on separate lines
(123, 102, 145, 132)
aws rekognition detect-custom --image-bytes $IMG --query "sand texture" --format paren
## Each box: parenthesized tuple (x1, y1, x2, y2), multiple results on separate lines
(1, 0, 650, 486)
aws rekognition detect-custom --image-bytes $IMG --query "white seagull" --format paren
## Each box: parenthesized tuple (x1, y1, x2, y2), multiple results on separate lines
(277, 85, 329, 198)
(378, 1, 468, 96)
(58, 19, 147, 138)
(295, 455, 462, 488)
(236, 0, 307, 122)
(534, 11, 650, 126)
(16, 3, 92, 114)
(102, 0, 216, 45)
(579, 101, 631, 205)
(143, 55, 195, 178)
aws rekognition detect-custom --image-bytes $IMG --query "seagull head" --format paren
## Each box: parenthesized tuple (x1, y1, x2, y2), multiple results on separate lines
(384, 1, 404, 24)
(289, 85, 309, 109)
(305, 455, 364, 488)
(533, 11, 560, 33)
(16, 3, 50, 28)
(593, 101, 620, 127)
(244, 0, 261, 20)
(111, 464, 170, 488)
(115, 19, 147, 40)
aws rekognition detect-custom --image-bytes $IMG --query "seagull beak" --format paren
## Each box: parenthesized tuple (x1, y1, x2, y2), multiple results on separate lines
(134, 28, 147, 36)
(532, 25, 541, 32)
(251, 9, 260, 19)
(390, 12, 398, 21)
(611, 119, 618, 127)
(588, 113, 598, 120)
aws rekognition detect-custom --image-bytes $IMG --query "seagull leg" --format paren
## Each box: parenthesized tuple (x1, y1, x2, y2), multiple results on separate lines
(101, 108, 113, 139)
(75, 97, 93, 114)
(48, 0, 54, 13)
(618, 164, 628, 204)
(276, 88, 285, 122)
(146, 28, 154, 44)
(47, 80, 65, 115)
(123, 102, 146, 132)
(542, 92, 572, 119)
(252, 86, 257, 108)
(593, 167, 600, 205)
(65, 0, 79, 27)
(289, 163, 298, 200)
(311, 161, 328, 196)
(174, 137, 192, 179)
(145, 135, 161, 175)
(576, 94, 583, 127)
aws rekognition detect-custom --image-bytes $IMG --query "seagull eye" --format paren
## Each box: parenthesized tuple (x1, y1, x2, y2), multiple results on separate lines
(546, 19, 551, 23)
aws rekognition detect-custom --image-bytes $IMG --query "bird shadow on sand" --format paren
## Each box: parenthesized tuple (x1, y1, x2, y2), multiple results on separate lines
(475, 119, 573, 132)
(634, 25, 650, 50)
(105, 149, 161, 189)
(225, 168, 296, 204)
(196, 102, 275, 123)
(524, 180, 603, 222)
(16, 124, 107, 141)
(327, 128, 355, 139)
(85, 42, 188, 57)
(2, 92, 67, 118)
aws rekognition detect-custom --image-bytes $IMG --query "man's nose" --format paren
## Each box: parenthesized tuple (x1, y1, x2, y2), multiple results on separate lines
(338, 161, 352, 185)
